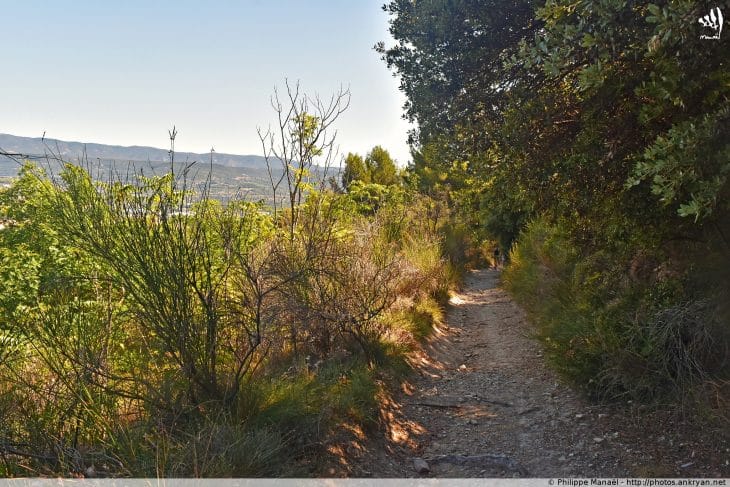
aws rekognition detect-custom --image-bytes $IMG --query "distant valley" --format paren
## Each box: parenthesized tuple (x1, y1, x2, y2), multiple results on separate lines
(0, 133, 333, 203)
(0, 133, 270, 170)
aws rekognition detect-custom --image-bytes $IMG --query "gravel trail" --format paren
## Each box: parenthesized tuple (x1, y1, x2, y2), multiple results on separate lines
(341, 269, 729, 478)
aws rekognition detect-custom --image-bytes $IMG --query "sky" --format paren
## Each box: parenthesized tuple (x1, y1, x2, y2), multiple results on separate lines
(0, 1, 414, 166)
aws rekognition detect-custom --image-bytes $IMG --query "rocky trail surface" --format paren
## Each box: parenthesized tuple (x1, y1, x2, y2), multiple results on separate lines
(333, 269, 729, 478)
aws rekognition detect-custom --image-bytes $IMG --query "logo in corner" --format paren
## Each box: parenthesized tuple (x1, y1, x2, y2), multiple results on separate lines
(699, 7, 723, 39)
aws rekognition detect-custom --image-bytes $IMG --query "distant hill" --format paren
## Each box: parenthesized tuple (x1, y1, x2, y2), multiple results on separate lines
(0, 133, 336, 204)
(0, 133, 269, 169)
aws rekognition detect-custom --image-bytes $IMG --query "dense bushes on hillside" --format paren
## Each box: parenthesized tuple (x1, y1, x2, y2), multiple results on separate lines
(0, 79, 482, 476)
(503, 218, 729, 413)
(0, 84, 484, 477)
(381, 0, 730, 417)
(0, 158, 470, 476)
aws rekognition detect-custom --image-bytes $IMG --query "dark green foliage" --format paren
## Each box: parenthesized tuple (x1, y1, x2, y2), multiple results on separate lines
(383, 0, 730, 414)
(378, 0, 538, 144)
(503, 218, 730, 407)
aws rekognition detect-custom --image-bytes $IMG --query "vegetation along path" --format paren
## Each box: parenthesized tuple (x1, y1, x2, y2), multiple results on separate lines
(347, 269, 729, 478)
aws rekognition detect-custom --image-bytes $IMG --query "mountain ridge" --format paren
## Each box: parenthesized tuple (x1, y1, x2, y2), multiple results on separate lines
(0, 133, 336, 204)
(0, 133, 269, 169)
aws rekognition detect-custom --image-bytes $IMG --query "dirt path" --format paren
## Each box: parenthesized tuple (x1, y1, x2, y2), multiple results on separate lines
(343, 269, 729, 478)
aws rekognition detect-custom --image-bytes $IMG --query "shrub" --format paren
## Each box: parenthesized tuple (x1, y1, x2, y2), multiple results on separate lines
(0, 158, 459, 476)
(504, 216, 730, 409)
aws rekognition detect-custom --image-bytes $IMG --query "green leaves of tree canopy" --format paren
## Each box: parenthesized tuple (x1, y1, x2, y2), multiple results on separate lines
(366, 146, 399, 186)
(518, 0, 730, 225)
(628, 107, 730, 221)
(342, 146, 399, 188)
(378, 0, 538, 145)
(342, 153, 370, 186)
(383, 0, 730, 235)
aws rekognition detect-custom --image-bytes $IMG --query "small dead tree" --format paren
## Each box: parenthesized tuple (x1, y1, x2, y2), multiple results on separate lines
(255, 82, 352, 357)
(257, 80, 350, 240)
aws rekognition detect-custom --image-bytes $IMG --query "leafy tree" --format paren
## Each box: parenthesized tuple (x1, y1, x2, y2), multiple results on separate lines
(514, 0, 730, 226)
(365, 145, 399, 186)
(343, 146, 400, 188)
(342, 152, 370, 187)
(377, 0, 538, 146)
(383, 0, 730, 241)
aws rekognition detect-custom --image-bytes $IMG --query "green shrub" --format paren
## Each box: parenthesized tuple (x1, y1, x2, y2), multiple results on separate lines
(0, 160, 460, 477)
(401, 297, 444, 341)
(504, 216, 730, 408)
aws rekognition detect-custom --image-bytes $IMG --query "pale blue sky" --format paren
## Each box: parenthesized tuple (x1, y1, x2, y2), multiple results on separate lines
(0, 1, 413, 165)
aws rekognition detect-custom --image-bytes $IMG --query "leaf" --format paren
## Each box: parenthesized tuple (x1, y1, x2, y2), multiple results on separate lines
(677, 200, 701, 220)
